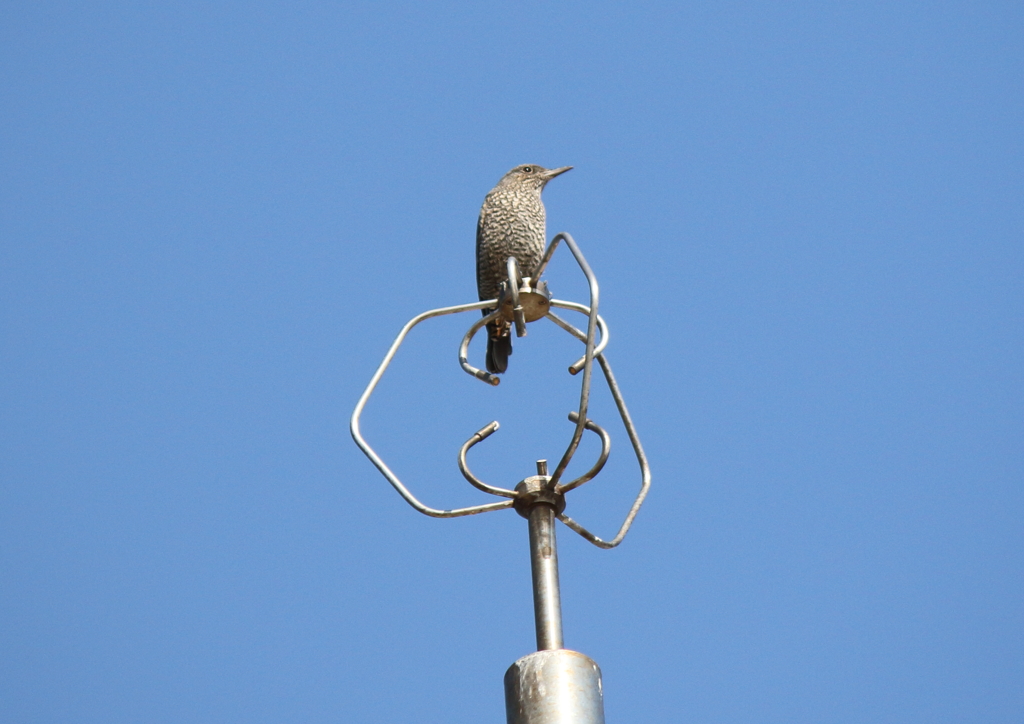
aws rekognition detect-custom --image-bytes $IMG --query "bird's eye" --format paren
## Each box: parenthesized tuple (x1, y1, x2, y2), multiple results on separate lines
(522, 166, 533, 173)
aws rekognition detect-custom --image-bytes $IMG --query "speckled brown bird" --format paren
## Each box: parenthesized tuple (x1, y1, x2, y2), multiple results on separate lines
(476, 164, 572, 373)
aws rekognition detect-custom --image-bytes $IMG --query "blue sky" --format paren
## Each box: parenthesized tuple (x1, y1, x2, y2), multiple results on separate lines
(1, 2, 1021, 722)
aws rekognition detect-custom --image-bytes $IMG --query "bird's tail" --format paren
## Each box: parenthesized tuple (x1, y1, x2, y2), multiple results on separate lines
(486, 320, 512, 374)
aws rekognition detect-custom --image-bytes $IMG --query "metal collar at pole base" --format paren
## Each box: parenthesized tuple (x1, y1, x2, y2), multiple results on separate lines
(504, 650, 605, 724)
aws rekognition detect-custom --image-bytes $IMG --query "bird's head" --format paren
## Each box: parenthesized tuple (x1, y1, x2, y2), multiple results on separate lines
(499, 164, 573, 191)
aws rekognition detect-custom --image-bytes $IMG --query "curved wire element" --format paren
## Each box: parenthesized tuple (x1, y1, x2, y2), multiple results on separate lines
(546, 305, 610, 374)
(557, 412, 611, 493)
(350, 299, 514, 518)
(458, 421, 517, 498)
(506, 257, 528, 337)
(545, 233, 600, 489)
(459, 308, 503, 386)
(556, 353, 651, 548)
(532, 233, 562, 284)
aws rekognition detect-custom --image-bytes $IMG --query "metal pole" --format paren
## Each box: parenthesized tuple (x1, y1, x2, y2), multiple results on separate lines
(507, 460, 605, 724)
(528, 502, 563, 651)
(504, 650, 605, 724)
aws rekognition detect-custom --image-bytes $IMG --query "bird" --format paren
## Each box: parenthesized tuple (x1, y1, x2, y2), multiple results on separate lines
(476, 164, 572, 374)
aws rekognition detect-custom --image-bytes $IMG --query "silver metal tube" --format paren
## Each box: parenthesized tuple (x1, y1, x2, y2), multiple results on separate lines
(457, 422, 517, 498)
(507, 256, 528, 337)
(557, 413, 611, 493)
(528, 504, 563, 651)
(458, 307, 503, 385)
(545, 304, 610, 374)
(555, 352, 651, 547)
(532, 235, 562, 284)
(547, 233, 600, 488)
(504, 649, 605, 724)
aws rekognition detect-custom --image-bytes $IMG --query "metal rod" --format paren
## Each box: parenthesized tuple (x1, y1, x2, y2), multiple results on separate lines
(557, 412, 611, 493)
(556, 352, 652, 547)
(350, 298, 516, 517)
(457, 422, 517, 498)
(532, 234, 562, 284)
(528, 502, 563, 651)
(459, 307, 503, 385)
(547, 233, 600, 488)
(507, 257, 528, 337)
(546, 304, 610, 374)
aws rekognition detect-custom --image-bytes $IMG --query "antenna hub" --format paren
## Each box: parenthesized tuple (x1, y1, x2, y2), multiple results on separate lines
(498, 280, 552, 323)
(513, 476, 566, 518)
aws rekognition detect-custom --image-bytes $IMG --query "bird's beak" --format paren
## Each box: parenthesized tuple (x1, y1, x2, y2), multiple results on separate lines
(543, 166, 573, 180)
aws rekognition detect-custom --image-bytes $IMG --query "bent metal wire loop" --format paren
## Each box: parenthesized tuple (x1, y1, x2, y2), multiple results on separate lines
(458, 414, 610, 498)
(349, 232, 651, 546)
(458, 421, 517, 498)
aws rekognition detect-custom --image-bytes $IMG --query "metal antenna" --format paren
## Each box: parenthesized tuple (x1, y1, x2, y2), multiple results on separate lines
(351, 233, 651, 724)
